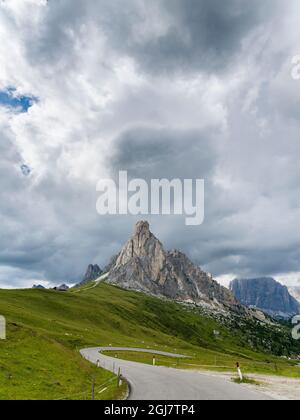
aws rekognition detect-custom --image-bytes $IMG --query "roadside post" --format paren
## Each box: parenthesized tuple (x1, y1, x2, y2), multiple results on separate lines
(236, 362, 243, 381)
(153, 355, 156, 366)
(118, 368, 122, 387)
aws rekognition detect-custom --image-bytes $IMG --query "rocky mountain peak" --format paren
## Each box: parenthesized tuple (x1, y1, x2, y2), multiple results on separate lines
(85, 264, 102, 280)
(108, 221, 240, 311)
(134, 220, 150, 236)
(230, 277, 300, 319)
(76, 264, 103, 287)
(114, 221, 165, 273)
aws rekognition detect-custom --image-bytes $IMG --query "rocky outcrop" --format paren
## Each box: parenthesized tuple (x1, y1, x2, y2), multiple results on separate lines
(78, 264, 102, 287)
(107, 221, 240, 311)
(289, 286, 300, 304)
(230, 278, 300, 319)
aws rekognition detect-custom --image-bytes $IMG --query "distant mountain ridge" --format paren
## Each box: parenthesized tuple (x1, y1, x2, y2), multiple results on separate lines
(230, 277, 300, 319)
(107, 221, 241, 312)
(77, 264, 102, 287)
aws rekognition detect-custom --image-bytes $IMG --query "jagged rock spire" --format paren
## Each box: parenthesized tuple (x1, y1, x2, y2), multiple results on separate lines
(108, 221, 239, 310)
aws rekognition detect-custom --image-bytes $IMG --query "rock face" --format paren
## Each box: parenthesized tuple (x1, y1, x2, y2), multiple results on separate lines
(230, 278, 300, 319)
(107, 221, 240, 310)
(79, 264, 102, 286)
(289, 286, 300, 304)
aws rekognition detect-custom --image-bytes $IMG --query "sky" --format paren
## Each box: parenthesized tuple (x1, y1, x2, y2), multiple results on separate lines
(0, 89, 35, 113)
(1, 0, 300, 288)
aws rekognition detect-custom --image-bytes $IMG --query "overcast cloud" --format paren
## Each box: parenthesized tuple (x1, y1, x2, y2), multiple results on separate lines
(0, 0, 300, 288)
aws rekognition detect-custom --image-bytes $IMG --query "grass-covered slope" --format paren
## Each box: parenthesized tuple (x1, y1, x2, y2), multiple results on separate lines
(0, 282, 299, 399)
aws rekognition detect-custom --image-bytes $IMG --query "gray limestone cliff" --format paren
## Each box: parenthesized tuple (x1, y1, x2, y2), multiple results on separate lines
(107, 221, 240, 310)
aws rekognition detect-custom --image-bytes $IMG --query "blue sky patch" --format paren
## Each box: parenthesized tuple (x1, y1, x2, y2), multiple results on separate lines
(0, 88, 37, 113)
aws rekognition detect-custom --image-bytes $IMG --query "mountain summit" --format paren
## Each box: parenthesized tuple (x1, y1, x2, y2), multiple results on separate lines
(230, 277, 300, 319)
(77, 264, 102, 287)
(107, 221, 239, 310)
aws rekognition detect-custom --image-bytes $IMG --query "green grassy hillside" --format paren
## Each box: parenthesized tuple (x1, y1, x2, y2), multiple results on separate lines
(0, 282, 299, 400)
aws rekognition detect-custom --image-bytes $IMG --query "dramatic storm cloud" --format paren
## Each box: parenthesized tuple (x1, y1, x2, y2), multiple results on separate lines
(0, 0, 300, 288)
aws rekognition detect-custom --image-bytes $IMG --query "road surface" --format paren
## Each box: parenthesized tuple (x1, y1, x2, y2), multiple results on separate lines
(80, 347, 272, 400)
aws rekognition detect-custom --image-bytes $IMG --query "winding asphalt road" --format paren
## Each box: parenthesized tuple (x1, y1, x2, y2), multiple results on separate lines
(80, 347, 272, 400)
